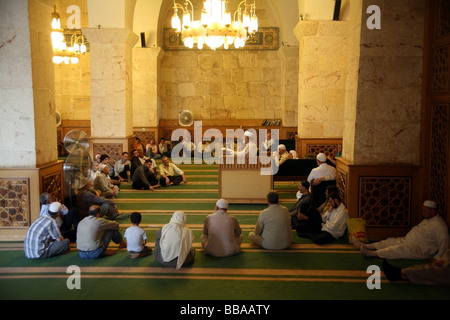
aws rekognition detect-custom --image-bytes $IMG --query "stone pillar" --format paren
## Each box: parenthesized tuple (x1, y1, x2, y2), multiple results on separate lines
(347, 0, 425, 166)
(278, 45, 299, 128)
(83, 27, 138, 160)
(0, 0, 63, 240)
(132, 47, 164, 141)
(337, 0, 426, 239)
(294, 20, 349, 139)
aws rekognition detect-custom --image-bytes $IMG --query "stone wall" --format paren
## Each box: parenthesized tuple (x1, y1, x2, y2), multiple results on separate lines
(352, 0, 425, 165)
(160, 49, 285, 121)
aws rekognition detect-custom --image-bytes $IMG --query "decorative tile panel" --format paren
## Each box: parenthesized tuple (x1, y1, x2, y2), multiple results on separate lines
(42, 172, 63, 203)
(164, 27, 279, 51)
(133, 131, 156, 147)
(431, 45, 449, 93)
(336, 169, 347, 205)
(430, 104, 449, 219)
(359, 177, 412, 228)
(0, 178, 30, 227)
(435, 0, 450, 40)
(93, 143, 123, 167)
(306, 144, 340, 158)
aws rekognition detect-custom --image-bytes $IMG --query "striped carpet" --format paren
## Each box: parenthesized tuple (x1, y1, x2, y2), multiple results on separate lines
(1, 162, 449, 301)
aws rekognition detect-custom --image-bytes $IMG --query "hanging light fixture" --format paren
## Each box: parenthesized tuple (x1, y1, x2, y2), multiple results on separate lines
(171, 0, 258, 50)
(51, 5, 87, 65)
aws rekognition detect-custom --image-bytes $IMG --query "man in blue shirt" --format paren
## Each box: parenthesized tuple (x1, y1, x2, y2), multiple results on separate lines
(24, 202, 70, 259)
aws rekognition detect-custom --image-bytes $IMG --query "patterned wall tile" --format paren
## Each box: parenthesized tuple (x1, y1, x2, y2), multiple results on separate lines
(359, 177, 412, 228)
(0, 178, 30, 227)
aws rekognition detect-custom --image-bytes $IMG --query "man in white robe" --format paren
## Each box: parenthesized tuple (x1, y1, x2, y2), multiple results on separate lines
(224, 131, 257, 158)
(353, 200, 449, 260)
(307, 153, 336, 187)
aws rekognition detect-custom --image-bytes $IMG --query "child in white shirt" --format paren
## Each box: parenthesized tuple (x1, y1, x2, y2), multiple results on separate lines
(124, 212, 152, 259)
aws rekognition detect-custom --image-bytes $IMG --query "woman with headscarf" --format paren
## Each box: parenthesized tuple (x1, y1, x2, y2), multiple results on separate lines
(154, 211, 195, 269)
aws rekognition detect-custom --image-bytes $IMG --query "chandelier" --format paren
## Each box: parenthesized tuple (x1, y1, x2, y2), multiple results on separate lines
(51, 5, 87, 64)
(171, 0, 258, 50)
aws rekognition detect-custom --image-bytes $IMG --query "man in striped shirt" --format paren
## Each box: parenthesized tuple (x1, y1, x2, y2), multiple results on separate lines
(24, 202, 70, 259)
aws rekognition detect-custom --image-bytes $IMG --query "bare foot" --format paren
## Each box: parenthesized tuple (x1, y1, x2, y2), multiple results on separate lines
(352, 237, 363, 250)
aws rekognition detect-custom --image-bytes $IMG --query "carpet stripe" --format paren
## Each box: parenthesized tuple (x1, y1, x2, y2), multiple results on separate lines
(0, 266, 386, 283)
(0, 274, 391, 284)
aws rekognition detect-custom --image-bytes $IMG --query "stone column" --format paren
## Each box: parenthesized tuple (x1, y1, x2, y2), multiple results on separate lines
(132, 47, 164, 141)
(294, 20, 349, 139)
(278, 45, 299, 128)
(82, 27, 138, 159)
(0, 0, 63, 240)
(347, 0, 424, 166)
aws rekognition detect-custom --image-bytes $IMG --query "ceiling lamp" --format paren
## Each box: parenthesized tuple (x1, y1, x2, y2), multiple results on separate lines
(51, 5, 87, 65)
(171, 0, 258, 50)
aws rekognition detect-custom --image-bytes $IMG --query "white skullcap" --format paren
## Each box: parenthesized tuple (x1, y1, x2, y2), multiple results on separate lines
(316, 153, 327, 162)
(216, 199, 229, 210)
(423, 200, 437, 208)
(244, 131, 253, 138)
(278, 144, 286, 150)
(49, 202, 62, 214)
(98, 163, 107, 172)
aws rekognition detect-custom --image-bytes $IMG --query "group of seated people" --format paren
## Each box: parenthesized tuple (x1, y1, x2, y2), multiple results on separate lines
(24, 185, 450, 286)
(23, 142, 449, 286)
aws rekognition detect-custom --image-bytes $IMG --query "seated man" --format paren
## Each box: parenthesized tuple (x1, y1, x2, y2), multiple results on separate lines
(76, 177, 113, 221)
(297, 193, 349, 244)
(289, 180, 312, 229)
(262, 131, 275, 154)
(99, 154, 115, 180)
(114, 151, 131, 182)
(158, 138, 171, 158)
(129, 149, 142, 177)
(88, 161, 100, 183)
(248, 192, 292, 250)
(382, 247, 450, 285)
(39, 192, 77, 242)
(76, 205, 127, 259)
(353, 200, 449, 260)
(277, 144, 290, 166)
(94, 164, 119, 198)
(24, 202, 70, 259)
(146, 139, 161, 159)
(224, 131, 257, 157)
(132, 159, 161, 191)
(307, 153, 336, 186)
(100, 202, 130, 221)
(201, 199, 242, 257)
(159, 156, 187, 186)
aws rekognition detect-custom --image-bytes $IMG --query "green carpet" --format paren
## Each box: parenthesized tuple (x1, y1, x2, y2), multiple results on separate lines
(1, 161, 449, 302)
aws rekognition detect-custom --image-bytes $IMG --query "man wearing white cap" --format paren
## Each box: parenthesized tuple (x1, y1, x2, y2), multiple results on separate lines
(24, 202, 70, 259)
(224, 130, 257, 158)
(353, 200, 449, 260)
(307, 153, 336, 187)
(201, 199, 242, 257)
